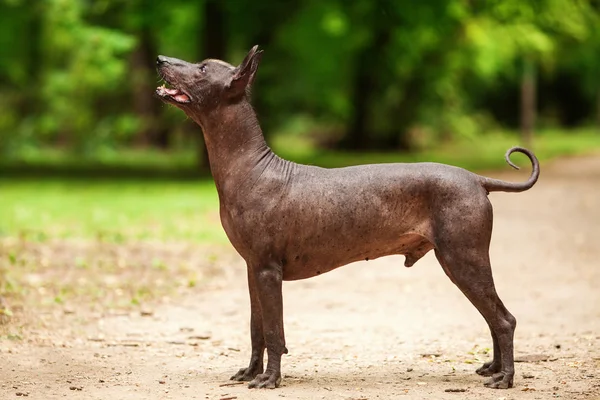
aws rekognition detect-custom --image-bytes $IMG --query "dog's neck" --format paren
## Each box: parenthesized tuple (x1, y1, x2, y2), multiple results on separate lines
(191, 99, 274, 198)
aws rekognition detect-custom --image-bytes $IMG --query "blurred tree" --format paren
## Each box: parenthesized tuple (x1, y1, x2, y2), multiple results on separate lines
(0, 0, 136, 154)
(196, 0, 228, 171)
(0, 0, 43, 152)
(463, 0, 594, 146)
(126, 0, 170, 149)
(559, 0, 600, 128)
(340, 0, 391, 150)
(0, 0, 598, 159)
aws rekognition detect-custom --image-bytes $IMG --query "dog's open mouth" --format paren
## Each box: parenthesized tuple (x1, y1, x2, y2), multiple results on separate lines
(156, 83, 191, 104)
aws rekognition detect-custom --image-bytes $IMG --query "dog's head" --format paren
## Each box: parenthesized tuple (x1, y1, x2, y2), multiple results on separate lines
(155, 45, 263, 113)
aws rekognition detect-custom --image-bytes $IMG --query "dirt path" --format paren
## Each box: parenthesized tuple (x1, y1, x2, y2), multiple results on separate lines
(2, 155, 600, 399)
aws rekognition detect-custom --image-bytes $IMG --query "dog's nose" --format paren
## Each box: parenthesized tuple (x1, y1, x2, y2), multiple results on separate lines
(156, 55, 169, 66)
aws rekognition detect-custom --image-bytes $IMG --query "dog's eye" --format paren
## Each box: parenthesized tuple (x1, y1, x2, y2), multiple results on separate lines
(199, 64, 207, 73)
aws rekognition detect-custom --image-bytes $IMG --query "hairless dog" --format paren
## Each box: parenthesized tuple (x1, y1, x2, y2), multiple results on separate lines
(156, 46, 539, 390)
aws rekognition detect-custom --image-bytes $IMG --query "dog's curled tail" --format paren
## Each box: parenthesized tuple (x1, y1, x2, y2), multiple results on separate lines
(481, 147, 540, 193)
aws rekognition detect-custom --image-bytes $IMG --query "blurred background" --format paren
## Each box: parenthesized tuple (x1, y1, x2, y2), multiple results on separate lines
(1, 0, 600, 311)
(1, 0, 599, 173)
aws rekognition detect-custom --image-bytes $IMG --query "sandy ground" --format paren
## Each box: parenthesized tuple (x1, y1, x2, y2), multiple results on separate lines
(1, 155, 600, 399)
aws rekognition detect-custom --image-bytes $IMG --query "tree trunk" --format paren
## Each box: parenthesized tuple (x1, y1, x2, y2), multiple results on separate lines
(391, 74, 425, 151)
(340, 29, 390, 150)
(194, 0, 227, 172)
(521, 56, 536, 148)
(204, 0, 226, 62)
(597, 86, 600, 131)
(26, 0, 42, 107)
(131, 24, 169, 148)
(19, 0, 44, 139)
(341, 56, 371, 150)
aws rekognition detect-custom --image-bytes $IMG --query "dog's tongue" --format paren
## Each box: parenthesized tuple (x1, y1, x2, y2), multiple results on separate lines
(165, 87, 190, 102)
(157, 84, 190, 103)
(173, 93, 190, 102)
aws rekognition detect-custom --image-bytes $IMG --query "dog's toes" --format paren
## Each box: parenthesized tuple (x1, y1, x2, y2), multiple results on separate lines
(483, 372, 513, 389)
(476, 368, 494, 377)
(476, 361, 501, 377)
(484, 380, 511, 389)
(248, 372, 281, 389)
(231, 367, 261, 382)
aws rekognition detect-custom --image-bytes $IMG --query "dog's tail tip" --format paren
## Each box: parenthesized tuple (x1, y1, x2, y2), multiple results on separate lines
(505, 147, 522, 170)
(482, 147, 540, 193)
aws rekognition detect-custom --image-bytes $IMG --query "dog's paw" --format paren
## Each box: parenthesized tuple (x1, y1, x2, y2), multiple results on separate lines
(230, 366, 262, 382)
(248, 372, 281, 389)
(476, 360, 501, 377)
(484, 371, 514, 389)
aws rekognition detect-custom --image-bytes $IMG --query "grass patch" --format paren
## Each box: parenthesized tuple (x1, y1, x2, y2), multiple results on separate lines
(0, 178, 225, 243)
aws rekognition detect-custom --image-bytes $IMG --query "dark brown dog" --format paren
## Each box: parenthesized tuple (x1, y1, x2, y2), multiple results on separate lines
(156, 46, 539, 390)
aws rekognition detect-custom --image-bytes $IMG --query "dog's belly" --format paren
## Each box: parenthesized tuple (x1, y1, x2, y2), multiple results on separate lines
(281, 232, 433, 280)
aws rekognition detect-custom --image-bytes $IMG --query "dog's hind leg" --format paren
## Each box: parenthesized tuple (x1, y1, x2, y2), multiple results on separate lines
(434, 245, 516, 389)
(475, 321, 502, 376)
(432, 194, 516, 389)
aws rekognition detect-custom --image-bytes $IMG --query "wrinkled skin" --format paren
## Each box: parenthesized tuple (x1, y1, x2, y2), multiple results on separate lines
(155, 46, 540, 390)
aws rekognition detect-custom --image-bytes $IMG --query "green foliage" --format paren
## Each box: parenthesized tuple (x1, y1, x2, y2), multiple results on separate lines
(0, 0, 136, 155)
(40, 0, 136, 151)
(0, 0, 598, 155)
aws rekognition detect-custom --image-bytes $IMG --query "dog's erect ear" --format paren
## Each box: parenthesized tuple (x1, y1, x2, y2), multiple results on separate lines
(226, 45, 263, 97)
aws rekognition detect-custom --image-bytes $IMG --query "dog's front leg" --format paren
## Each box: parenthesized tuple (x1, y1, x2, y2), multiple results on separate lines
(247, 262, 286, 389)
(231, 267, 265, 381)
